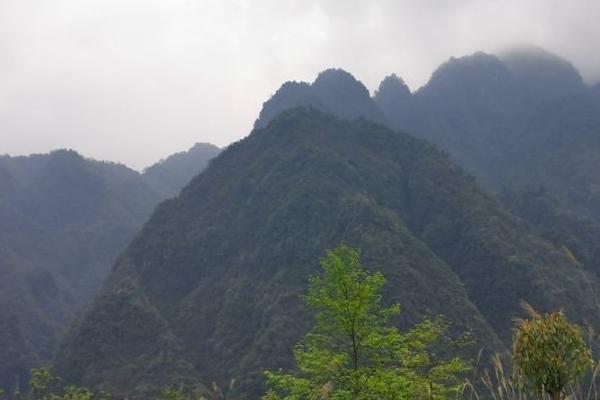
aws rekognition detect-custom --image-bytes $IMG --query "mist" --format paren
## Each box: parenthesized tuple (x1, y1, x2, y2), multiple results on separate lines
(1, 0, 599, 169)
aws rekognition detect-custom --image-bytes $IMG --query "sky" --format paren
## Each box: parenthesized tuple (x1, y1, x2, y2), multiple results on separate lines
(1, 0, 599, 170)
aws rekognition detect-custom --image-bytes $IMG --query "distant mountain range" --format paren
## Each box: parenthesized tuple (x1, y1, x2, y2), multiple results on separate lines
(0, 144, 219, 392)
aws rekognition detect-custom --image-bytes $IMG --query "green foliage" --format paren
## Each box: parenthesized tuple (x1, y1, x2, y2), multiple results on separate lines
(29, 367, 55, 399)
(160, 388, 189, 400)
(264, 244, 469, 400)
(50, 386, 93, 400)
(513, 309, 593, 399)
(464, 348, 600, 400)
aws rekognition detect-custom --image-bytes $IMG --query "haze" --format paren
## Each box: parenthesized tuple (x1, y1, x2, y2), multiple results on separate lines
(1, 0, 599, 170)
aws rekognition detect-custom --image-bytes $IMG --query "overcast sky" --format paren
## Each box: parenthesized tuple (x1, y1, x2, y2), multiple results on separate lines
(1, 0, 599, 170)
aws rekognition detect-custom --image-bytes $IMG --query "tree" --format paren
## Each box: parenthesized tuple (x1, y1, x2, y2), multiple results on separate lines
(29, 368, 56, 400)
(52, 386, 93, 400)
(513, 308, 592, 400)
(26, 368, 96, 400)
(264, 244, 469, 400)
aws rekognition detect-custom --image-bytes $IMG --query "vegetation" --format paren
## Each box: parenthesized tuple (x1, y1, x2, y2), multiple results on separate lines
(8, 246, 597, 400)
(461, 307, 598, 400)
(513, 309, 592, 400)
(264, 244, 469, 400)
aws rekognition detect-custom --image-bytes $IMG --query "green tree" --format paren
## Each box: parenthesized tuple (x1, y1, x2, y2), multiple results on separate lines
(27, 368, 96, 400)
(264, 244, 469, 400)
(513, 308, 593, 400)
(29, 368, 56, 400)
(51, 386, 93, 400)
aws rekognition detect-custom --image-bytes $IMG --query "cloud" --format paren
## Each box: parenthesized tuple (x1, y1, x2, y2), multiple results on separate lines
(0, 0, 599, 169)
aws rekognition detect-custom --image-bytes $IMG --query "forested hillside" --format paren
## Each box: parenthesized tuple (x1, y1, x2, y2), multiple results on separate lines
(0, 144, 218, 394)
(0, 150, 159, 392)
(56, 109, 600, 399)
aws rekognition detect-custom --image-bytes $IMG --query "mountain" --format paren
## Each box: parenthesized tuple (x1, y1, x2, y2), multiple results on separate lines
(373, 74, 413, 130)
(0, 150, 160, 392)
(143, 143, 221, 198)
(376, 52, 522, 188)
(0, 144, 219, 394)
(375, 47, 600, 221)
(255, 68, 386, 128)
(56, 109, 600, 399)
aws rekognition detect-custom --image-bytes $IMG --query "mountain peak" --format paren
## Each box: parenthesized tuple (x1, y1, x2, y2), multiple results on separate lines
(424, 52, 510, 92)
(48, 148, 84, 161)
(499, 45, 576, 71)
(312, 68, 369, 94)
(255, 68, 385, 128)
(499, 46, 585, 101)
(373, 74, 413, 130)
(374, 74, 411, 98)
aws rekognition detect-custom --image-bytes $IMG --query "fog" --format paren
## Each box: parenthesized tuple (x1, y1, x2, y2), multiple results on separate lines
(1, 0, 599, 169)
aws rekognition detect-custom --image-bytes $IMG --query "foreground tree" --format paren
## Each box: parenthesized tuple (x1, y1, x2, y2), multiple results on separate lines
(513, 308, 592, 400)
(264, 244, 469, 400)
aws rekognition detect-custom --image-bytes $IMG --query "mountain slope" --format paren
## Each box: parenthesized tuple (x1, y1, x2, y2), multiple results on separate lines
(57, 109, 600, 399)
(0, 143, 219, 394)
(501, 187, 600, 278)
(143, 143, 221, 198)
(0, 150, 161, 392)
(0, 151, 159, 389)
